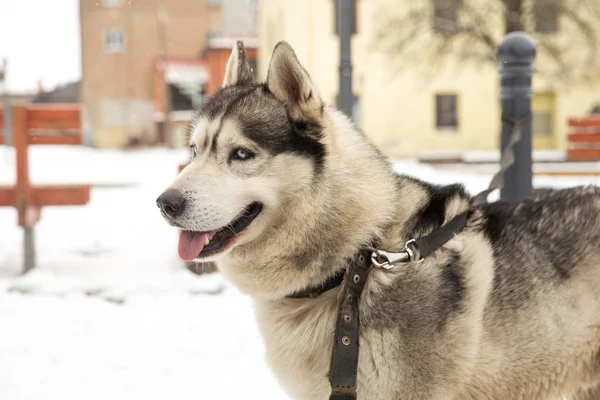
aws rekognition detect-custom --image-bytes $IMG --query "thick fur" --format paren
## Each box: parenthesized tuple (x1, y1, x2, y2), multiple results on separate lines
(159, 41, 600, 399)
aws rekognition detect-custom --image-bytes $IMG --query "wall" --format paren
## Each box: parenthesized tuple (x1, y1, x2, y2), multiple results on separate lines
(258, 0, 600, 158)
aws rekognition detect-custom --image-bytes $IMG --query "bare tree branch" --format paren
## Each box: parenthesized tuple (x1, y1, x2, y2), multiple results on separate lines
(372, 0, 600, 86)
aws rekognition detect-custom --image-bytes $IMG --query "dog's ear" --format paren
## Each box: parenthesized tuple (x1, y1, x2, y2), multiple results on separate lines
(266, 41, 323, 121)
(222, 41, 256, 87)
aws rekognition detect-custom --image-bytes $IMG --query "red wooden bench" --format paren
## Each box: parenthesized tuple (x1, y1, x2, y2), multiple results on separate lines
(567, 117, 600, 161)
(0, 104, 91, 273)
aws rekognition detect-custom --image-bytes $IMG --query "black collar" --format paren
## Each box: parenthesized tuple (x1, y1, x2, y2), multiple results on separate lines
(285, 210, 470, 301)
(286, 268, 346, 299)
(286, 241, 378, 300)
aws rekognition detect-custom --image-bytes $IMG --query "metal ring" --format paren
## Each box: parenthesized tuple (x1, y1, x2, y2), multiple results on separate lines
(405, 239, 420, 262)
(370, 251, 389, 268)
(342, 336, 351, 346)
(353, 274, 360, 284)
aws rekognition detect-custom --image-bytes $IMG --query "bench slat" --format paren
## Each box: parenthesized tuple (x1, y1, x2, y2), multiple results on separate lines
(566, 148, 600, 161)
(569, 127, 600, 135)
(28, 134, 82, 145)
(0, 106, 81, 138)
(0, 134, 82, 145)
(568, 133, 600, 143)
(27, 119, 80, 130)
(26, 107, 80, 130)
(568, 117, 600, 128)
(33, 185, 90, 206)
(0, 185, 90, 207)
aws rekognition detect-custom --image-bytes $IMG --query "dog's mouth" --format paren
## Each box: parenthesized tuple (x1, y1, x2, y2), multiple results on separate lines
(177, 202, 263, 261)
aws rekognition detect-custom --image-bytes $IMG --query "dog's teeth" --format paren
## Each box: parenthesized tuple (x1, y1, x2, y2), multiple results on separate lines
(205, 236, 210, 245)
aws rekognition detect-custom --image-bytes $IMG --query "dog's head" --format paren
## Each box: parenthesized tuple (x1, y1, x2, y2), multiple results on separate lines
(157, 41, 329, 267)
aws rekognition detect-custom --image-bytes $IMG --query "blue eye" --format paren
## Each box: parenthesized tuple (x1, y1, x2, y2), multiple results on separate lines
(231, 147, 255, 161)
(190, 145, 198, 159)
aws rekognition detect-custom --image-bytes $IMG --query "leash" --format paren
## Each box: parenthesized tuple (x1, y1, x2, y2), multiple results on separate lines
(371, 114, 529, 269)
(289, 115, 530, 399)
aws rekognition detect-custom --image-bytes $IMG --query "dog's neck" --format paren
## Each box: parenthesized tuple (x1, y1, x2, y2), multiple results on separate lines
(219, 108, 439, 300)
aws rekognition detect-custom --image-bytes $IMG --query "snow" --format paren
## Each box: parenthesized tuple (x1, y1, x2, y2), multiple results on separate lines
(0, 146, 289, 399)
(0, 292, 284, 400)
(418, 149, 567, 163)
(0, 146, 598, 400)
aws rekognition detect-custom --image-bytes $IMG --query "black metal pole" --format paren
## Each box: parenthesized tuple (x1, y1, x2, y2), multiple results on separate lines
(337, 0, 354, 117)
(497, 32, 535, 201)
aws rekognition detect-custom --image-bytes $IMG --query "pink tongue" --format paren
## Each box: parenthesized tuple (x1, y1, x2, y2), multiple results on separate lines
(178, 231, 208, 261)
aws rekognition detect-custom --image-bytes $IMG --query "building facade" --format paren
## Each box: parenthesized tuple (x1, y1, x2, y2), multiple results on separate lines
(258, 0, 600, 158)
(80, 0, 223, 147)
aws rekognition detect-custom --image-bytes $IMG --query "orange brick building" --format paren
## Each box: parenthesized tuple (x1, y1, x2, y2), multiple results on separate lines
(80, 0, 224, 148)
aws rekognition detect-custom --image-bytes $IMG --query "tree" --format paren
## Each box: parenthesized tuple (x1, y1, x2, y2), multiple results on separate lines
(373, 0, 600, 84)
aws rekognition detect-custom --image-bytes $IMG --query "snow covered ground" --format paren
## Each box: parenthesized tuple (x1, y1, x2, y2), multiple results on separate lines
(0, 146, 598, 400)
(0, 146, 288, 399)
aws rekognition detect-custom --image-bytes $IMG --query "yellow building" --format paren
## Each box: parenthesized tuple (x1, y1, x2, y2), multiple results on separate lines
(258, 0, 600, 158)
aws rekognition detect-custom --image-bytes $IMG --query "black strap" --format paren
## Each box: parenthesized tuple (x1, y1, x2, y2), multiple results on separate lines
(472, 114, 529, 206)
(324, 115, 530, 399)
(410, 211, 469, 260)
(410, 114, 530, 262)
(287, 268, 346, 299)
(328, 248, 371, 400)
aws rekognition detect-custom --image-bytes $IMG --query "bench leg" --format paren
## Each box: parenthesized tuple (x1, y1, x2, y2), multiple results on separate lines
(23, 226, 35, 274)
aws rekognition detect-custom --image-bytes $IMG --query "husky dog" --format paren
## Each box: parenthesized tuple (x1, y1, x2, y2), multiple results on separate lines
(157, 41, 600, 399)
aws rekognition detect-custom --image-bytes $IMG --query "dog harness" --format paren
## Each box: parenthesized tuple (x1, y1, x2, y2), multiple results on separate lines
(286, 115, 528, 400)
(287, 211, 470, 400)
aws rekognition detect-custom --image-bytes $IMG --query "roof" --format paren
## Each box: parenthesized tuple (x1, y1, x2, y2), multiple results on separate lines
(31, 81, 80, 104)
(207, 36, 259, 50)
(164, 61, 209, 85)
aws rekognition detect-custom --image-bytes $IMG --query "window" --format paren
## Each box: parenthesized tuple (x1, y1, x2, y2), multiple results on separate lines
(435, 94, 458, 130)
(334, 0, 358, 36)
(103, 28, 125, 53)
(432, 0, 461, 35)
(533, 0, 559, 33)
(532, 92, 555, 137)
(532, 113, 553, 136)
(102, 0, 124, 7)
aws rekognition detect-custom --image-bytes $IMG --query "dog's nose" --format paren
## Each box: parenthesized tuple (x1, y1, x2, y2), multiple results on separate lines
(156, 191, 186, 219)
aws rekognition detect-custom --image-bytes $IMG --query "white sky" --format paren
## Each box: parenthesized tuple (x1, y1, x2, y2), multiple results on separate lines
(0, 0, 80, 94)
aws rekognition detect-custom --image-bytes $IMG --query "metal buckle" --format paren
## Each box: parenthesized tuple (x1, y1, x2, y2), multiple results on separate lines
(370, 239, 421, 269)
(404, 239, 422, 262)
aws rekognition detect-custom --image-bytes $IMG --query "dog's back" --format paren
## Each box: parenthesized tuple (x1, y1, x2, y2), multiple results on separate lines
(351, 182, 600, 400)
(467, 186, 600, 398)
(482, 185, 600, 308)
